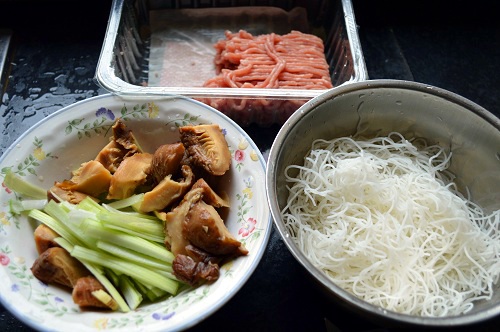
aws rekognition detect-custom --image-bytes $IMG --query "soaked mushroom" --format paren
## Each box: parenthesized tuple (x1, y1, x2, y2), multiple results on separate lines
(162, 188, 223, 286)
(47, 160, 112, 204)
(185, 243, 222, 264)
(192, 178, 229, 208)
(149, 142, 185, 185)
(160, 183, 247, 285)
(48, 182, 96, 204)
(34, 118, 247, 302)
(67, 160, 112, 197)
(160, 187, 204, 256)
(34, 224, 60, 255)
(31, 247, 90, 288)
(72, 276, 116, 309)
(95, 119, 143, 173)
(180, 124, 231, 176)
(107, 152, 153, 200)
(184, 200, 247, 257)
(172, 249, 220, 286)
(139, 164, 195, 213)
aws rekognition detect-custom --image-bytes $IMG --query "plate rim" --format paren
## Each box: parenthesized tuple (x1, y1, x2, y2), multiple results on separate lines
(0, 93, 272, 332)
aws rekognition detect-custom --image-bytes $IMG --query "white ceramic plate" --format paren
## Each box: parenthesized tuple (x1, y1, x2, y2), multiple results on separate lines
(0, 94, 271, 331)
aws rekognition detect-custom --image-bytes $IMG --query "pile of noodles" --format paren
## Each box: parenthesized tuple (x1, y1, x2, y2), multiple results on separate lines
(282, 133, 500, 317)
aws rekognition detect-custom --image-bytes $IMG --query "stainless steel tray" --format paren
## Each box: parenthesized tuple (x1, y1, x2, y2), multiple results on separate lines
(95, 0, 368, 126)
(0, 29, 12, 95)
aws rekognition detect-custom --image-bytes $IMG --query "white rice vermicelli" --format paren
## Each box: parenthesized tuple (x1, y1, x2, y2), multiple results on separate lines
(282, 133, 500, 317)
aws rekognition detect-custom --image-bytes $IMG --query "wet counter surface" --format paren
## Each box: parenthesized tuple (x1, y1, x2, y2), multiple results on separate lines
(0, 1, 499, 331)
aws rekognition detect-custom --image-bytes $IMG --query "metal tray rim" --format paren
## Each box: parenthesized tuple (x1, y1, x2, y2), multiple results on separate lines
(95, 0, 368, 99)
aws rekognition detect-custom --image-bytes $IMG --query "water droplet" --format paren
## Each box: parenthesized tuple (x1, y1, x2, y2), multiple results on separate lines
(356, 101, 365, 112)
(74, 67, 87, 75)
(395, 100, 402, 106)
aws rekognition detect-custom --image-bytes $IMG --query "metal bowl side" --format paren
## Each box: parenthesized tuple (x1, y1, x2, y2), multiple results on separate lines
(266, 79, 500, 327)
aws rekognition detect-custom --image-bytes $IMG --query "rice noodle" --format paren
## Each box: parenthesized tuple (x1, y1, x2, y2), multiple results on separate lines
(282, 133, 500, 317)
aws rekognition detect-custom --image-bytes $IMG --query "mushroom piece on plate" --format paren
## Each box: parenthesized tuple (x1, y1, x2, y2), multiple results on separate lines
(95, 119, 143, 173)
(31, 247, 90, 288)
(180, 124, 231, 176)
(34, 224, 60, 255)
(149, 142, 186, 185)
(72, 276, 117, 310)
(107, 152, 153, 200)
(140, 164, 195, 213)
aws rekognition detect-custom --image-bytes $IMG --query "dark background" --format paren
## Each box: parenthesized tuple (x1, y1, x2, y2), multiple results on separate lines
(1, 0, 499, 331)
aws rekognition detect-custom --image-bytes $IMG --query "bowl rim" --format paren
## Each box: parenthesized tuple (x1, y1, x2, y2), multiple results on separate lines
(265, 79, 500, 327)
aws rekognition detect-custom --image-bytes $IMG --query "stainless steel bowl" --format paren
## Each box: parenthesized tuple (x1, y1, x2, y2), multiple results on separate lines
(266, 79, 500, 327)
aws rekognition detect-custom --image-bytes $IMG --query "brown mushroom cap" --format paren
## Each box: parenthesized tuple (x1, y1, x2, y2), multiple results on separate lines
(183, 200, 247, 257)
(107, 152, 153, 200)
(31, 247, 91, 288)
(161, 187, 204, 256)
(34, 224, 60, 255)
(68, 160, 113, 197)
(149, 142, 185, 185)
(139, 164, 195, 213)
(172, 253, 220, 286)
(192, 178, 229, 208)
(95, 119, 143, 173)
(48, 182, 97, 204)
(72, 276, 114, 309)
(180, 124, 231, 176)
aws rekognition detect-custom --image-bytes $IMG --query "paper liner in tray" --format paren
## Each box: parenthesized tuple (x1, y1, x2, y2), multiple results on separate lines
(148, 6, 320, 126)
(96, 0, 368, 128)
(148, 6, 310, 87)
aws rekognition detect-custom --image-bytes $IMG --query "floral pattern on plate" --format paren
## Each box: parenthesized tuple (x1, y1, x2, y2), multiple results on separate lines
(0, 94, 271, 332)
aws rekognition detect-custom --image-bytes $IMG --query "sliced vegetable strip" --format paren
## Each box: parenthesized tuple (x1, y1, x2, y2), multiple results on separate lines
(71, 245, 179, 295)
(55, 237, 130, 312)
(28, 195, 180, 311)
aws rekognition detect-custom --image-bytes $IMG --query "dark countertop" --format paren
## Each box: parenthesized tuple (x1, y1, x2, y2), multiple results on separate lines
(0, 1, 499, 331)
